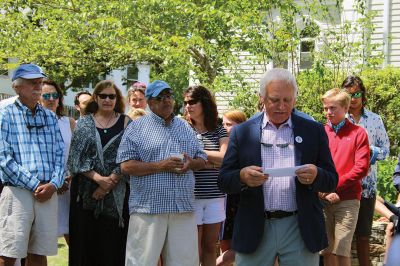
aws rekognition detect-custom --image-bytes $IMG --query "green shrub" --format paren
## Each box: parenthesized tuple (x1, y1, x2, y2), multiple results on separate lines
(296, 66, 400, 155)
(377, 157, 398, 203)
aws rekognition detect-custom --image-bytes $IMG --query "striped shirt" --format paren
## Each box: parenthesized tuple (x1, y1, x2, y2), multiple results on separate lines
(261, 113, 297, 212)
(116, 112, 207, 214)
(194, 125, 228, 199)
(0, 99, 65, 191)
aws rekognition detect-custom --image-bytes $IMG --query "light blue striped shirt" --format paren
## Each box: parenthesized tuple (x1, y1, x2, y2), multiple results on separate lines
(0, 99, 65, 191)
(117, 111, 207, 214)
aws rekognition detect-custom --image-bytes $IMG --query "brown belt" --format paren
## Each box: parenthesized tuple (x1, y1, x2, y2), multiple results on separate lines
(264, 210, 298, 219)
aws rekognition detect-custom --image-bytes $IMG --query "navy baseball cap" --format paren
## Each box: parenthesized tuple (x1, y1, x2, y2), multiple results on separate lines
(11, 63, 47, 82)
(145, 80, 171, 99)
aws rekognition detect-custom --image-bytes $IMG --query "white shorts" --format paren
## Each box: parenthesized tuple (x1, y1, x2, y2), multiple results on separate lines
(0, 186, 58, 258)
(195, 197, 226, 225)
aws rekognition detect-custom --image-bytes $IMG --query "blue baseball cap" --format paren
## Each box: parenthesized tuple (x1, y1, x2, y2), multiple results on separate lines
(11, 63, 47, 82)
(145, 80, 171, 99)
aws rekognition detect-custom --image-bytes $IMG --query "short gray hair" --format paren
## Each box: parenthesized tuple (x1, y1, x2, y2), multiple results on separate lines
(259, 68, 298, 98)
(12, 78, 25, 88)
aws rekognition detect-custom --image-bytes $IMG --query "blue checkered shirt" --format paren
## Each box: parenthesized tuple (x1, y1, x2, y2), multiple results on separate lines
(0, 99, 65, 191)
(117, 112, 207, 214)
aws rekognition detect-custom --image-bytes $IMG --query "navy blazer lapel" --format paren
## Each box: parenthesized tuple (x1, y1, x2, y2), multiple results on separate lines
(249, 113, 263, 167)
(292, 114, 305, 166)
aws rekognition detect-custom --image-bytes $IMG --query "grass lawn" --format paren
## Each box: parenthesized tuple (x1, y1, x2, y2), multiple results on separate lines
(47, 238, 68, 266)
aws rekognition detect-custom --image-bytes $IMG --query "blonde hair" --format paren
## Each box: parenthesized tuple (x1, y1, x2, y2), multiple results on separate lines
(223, 110, 247, 124)
(321, 88, 351, 109)
(127, 108, 146, 120)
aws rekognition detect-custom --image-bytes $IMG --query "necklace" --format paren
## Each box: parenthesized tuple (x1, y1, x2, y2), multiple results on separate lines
(94, 112, 115, 133)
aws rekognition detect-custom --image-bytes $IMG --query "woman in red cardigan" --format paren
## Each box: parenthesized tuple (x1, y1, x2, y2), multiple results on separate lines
(320, 88, 370, 266)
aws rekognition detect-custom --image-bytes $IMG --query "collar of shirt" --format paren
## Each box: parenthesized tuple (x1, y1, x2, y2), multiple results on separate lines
(347, 108, 367, 124)
(328, 119, 346, 133)
(149, 110, 176, 126)
(14, 98, 44, 115)
(262, 112, 293, 130)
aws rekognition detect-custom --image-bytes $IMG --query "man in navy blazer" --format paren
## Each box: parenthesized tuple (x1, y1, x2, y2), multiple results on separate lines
(218, 68, 338, 266)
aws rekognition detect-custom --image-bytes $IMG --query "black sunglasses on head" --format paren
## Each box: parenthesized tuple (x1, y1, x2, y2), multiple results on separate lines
(97, 93, 117, 100)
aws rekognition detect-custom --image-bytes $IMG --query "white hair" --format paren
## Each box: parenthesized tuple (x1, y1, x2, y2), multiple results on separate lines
(259, 68, 298, 98)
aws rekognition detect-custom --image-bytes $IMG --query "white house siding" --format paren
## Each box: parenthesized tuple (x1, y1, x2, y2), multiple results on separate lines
(368, 0, 385, 60)
(388, 0, 400, 65)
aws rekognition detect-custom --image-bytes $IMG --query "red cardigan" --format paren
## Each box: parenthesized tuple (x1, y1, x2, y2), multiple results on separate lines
(325, 119, 370, 200)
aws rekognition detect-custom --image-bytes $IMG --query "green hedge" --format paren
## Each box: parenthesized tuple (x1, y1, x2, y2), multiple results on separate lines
(377, 157, 398, 203)
(296, 67, 400, 155)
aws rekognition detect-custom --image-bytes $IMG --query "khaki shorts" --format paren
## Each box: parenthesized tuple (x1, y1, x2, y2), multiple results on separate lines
(125, 212, 199, 266)
(0, 186, 58, 258)
(321, 199, 360, 257)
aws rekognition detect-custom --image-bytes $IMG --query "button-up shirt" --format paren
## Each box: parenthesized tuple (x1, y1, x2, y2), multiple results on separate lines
(0, 99, 65, 191)
(351, 109, 390, 198)
(117, 111, 207, 214)
(261, 113, 297, 212)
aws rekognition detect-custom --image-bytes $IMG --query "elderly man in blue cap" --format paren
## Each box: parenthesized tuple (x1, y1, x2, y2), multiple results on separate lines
(0, 63, 65, 266)
(117, 80, 207, 266)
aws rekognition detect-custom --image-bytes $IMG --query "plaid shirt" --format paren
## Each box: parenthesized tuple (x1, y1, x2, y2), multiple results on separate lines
(261, 113, 297, 212)
(117, 112, 207, 214)
(0, 99, 65, 191)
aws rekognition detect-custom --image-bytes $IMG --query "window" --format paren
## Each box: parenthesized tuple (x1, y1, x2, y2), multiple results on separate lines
(299, 39, 315, 69)
(126, 65, 139, 91)
(0, 58, 8, 76)
(298, 20, 320, 70)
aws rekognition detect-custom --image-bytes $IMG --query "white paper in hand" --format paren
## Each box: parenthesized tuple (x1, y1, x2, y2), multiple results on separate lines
(264, 166, 303, 177)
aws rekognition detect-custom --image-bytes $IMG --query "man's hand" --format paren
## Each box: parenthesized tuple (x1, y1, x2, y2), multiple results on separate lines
(159, 156, 185, 173)
(296, 164, 317, 185)
(324, 192, 340, 203)
(240, 166, 268, 187)
(179, 154, 193, 173)
(34, 183, 57, 202)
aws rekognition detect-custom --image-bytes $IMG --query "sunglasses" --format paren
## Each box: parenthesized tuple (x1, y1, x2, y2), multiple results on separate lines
(183, 99, 198, 106)
(98, 93, 117, 100)
(261, 142, 291, 148)
(349, 91, 363, 99)
(42, 92, 59, 100)
(153, 94, 174, 101)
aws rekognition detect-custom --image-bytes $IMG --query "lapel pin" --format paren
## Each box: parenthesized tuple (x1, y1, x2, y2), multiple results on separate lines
(295, 136, 303, 143)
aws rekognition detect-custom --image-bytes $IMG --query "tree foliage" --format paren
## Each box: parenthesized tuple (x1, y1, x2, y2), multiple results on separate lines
(0, 0, 326, 93)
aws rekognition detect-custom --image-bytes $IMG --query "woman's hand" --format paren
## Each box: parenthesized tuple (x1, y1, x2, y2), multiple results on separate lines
(94, 175, 117, 192)
(57, 175, 71, 195)
(92, 187, 109, 200)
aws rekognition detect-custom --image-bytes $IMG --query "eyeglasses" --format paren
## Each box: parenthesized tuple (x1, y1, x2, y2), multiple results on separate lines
(129, 87, 146, 93)
(98, 93, 117, 100)
(153, 94, 174, 101)
(24, 111, 47, 130)
(260, 130, 293, 148)
(349, 91, 363, 99)
(183, 99, 198, 106)
(260, 142, 291, 148)
(42, 92, 59, 100)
